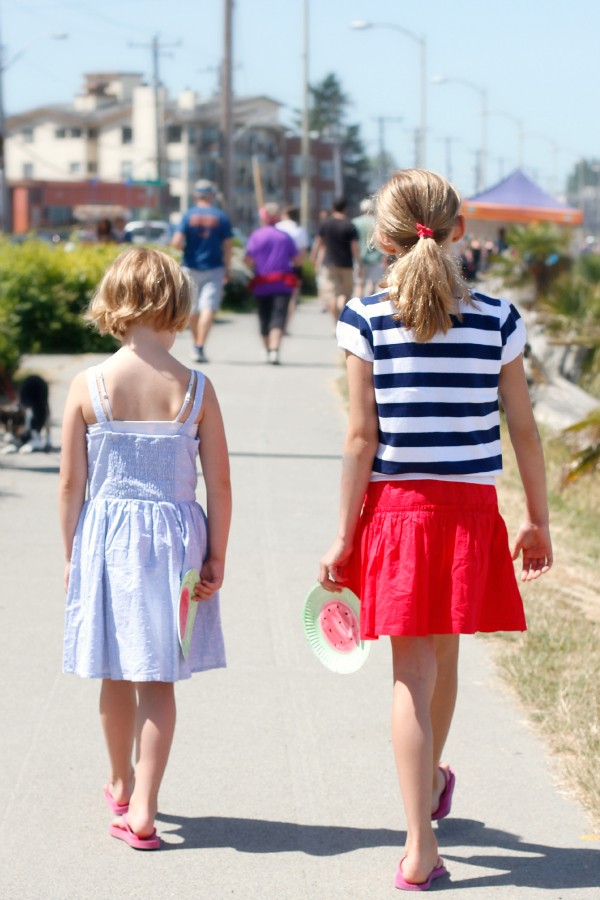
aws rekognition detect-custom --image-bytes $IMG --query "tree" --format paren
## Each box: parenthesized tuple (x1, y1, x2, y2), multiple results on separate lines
(307, 73, 370, 211)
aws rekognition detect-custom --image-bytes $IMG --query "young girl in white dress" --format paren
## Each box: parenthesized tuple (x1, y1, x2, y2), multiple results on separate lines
(59, 248, 231, 850)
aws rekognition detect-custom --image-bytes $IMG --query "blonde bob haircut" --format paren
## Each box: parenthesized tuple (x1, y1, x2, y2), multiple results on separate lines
(87, 247, 191, 337)
(375, 169, 471, 342)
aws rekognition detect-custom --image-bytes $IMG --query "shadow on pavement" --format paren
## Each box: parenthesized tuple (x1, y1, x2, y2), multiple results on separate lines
(156, 813, 403, 855)
(155, 813, 600, 888)
(436, 817, 600, 889)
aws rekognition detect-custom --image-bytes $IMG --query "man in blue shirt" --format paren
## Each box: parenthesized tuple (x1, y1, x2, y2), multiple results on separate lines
(172, 180, 233, 363)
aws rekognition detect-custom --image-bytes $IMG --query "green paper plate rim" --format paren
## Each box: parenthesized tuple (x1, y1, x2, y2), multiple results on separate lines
(302, 583, 370, 675)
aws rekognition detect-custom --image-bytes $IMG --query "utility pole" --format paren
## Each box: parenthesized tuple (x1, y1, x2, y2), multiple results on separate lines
(0, 11, 8, 233)
(300, 0, 310, 231)
(130, 33, 180, 215)
(221, 0, 234, 216)
(371, 116, 402, 184)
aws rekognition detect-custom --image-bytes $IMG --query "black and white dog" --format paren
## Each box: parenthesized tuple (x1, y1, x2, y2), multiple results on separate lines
(0, 374, 51, 453)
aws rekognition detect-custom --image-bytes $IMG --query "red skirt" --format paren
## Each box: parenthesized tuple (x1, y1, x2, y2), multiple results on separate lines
(345, 480, 526, 639)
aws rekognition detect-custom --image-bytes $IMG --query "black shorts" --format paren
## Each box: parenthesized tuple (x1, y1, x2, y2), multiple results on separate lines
(255, 293, 292, 336)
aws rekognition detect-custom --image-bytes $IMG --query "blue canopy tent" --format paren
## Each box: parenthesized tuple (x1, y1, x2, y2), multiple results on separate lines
(462, 170, 582, 228)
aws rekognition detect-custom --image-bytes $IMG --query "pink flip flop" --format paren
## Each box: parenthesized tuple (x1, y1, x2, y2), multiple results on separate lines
(104, 783, 129, 815)
(109, 817, 160, 850)
(394, 856, 447, 891)
(431, 765, 455, 821)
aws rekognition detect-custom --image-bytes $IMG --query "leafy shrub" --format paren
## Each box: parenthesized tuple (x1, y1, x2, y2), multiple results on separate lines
(301, 257, 317, 296)
(0, 239, 120, 357)
(492, 222, 571, 302)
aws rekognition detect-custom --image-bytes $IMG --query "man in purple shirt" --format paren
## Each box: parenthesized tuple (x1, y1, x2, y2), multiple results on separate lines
(245, 203, 301, 365)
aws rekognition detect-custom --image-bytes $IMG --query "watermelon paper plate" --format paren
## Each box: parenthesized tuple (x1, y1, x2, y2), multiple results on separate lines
(178, 568, 200, 660)
(302, 583, 370, 674)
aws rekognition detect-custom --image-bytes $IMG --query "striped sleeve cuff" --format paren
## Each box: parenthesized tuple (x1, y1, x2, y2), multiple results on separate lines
(336, 301, 375, 362)
(501, 301, 526, 365)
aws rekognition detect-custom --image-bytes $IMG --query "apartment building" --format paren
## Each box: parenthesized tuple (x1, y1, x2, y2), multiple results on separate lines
(6, 72, 335, 233)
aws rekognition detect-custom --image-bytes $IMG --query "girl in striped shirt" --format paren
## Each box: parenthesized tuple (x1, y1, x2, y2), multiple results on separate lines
(318, 170, 552, 891)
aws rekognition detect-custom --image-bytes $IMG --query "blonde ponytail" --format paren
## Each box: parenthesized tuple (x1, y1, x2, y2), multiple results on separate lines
(375, 169, 471, 342)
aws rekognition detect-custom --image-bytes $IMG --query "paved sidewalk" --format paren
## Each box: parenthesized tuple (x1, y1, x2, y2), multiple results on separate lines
(0, 302, 598, 898)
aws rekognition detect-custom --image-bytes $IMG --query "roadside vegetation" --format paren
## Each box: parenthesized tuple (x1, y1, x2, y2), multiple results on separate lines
(0, 237, 318, 382)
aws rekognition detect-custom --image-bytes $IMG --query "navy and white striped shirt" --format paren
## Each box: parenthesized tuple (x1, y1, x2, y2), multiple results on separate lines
(337, 290, 526, 483)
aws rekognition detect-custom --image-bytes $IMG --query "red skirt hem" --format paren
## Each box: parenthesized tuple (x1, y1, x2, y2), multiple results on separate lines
(345, 480, 526, 640)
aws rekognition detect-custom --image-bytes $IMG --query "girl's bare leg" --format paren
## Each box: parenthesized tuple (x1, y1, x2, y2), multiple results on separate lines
(100, 679, 136, 806)
(430, 635, 459, 813)
(391, 636, 440, 885)
(120, 682, 177, 838)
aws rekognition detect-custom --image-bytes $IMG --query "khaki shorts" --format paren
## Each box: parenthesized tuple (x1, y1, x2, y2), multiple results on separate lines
(183, 266, 225, 313)
(320, 265, 354, 304)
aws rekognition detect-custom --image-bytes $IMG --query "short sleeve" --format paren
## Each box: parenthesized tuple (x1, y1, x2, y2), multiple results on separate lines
(348, 222, 359, 241)
(296, 226, 309, 250)
(500, 299, 526, 364)
(174, 211, 188, 234)
(336, 297, 374, 362)
(220, 214, 233, 240)
(317, 221, 326, 239)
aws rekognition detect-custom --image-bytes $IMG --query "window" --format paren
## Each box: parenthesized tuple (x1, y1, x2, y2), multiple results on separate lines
(121, 160, 133, 179)
(291, 187, 301, 206)
(167, 160, 182, 178)
(22, 128, 34, 143)
(170, 196, 181, 212)
(122, 126, 133, 145)
(320, 160, 334, 180)
(291, 155, 303, 177)
(55, 128, 66, 139)
(320, 190, 334, 211)
(23, 163, 34, 179)
(69, 162, 81, 174)
(166, 125, 182, 143)
(188, 158, 196, 178)
(45, 205, 71, 225)
(87, 161, 97, 174)
(87, 128, 98, 139)
(71, 128, 82, 138)
(188, 126, 196, 144)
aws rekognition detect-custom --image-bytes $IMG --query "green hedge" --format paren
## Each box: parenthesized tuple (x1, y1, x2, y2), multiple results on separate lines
(0, 239, 121, 376)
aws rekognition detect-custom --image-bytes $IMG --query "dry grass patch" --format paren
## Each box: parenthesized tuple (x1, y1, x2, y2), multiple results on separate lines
(493, 420, 600, 827)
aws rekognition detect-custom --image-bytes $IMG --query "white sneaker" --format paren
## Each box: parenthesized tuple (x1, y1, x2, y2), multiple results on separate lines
(268, 349, 280, 365)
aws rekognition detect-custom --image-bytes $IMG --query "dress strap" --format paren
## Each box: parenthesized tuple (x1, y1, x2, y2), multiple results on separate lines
(95, 368, 114, 422)
(179, 370, 206, 434)
(86, 367, 109, 425)
(173, 370, 196, 423)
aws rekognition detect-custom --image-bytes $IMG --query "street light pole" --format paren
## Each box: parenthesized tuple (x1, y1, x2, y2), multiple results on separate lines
(300, 0, 310, 232)
(221, 0, 234, 216)
(433, 76, 487, 191)
(351, 21, 426, 168)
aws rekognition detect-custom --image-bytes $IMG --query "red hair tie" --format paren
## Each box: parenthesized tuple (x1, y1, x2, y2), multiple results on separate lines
(416, 223, 434, 239)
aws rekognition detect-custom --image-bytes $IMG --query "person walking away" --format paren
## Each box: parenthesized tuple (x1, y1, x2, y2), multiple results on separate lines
(276, 204, 308, 332)
(312, 197, 360, 326)
(353, 197, 384, 296)
(59, 248, 231, 850)
(245, 203, 301, 365)
(318, 170, 552, 890)
(172, 179, 233, 363)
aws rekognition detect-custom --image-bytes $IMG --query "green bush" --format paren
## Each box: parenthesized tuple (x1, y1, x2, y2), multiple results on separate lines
(0, 239, 120, 358)
(301, 257, 317, 296)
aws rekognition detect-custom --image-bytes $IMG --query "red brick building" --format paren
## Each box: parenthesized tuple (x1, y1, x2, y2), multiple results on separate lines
(283, 135, 336, 232)
(10, 180, 164, 234)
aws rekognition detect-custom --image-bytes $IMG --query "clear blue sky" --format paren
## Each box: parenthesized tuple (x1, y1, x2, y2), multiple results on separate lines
(4, 0, 599, 197)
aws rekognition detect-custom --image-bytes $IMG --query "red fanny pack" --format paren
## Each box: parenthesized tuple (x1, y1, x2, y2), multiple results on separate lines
(249, 271, 300, 290)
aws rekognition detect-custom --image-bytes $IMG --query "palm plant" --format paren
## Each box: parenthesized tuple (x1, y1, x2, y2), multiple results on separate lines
(492, 222, 571, 303)
(560, 408, 600, 484)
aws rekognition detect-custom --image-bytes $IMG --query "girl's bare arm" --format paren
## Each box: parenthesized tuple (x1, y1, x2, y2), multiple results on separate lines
(58, 373, 89, 591)
(499, 353, 553, 580)
(319, 352, 379, 592)
(197, 379, 232, 600)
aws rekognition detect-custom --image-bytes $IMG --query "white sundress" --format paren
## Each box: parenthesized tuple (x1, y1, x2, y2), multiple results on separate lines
(62, 366, 226, 682)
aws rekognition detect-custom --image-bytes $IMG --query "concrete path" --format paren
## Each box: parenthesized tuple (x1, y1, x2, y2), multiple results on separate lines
(1, 301, 598, 898)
